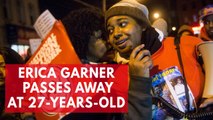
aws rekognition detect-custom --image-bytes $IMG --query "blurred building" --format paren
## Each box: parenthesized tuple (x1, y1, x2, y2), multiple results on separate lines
(0, 0, 40, 58)
(176, 0, 212, 26)
(174, 0, 212, 35)
(0, 0, 212, 56)
(146, 0, 212, 36)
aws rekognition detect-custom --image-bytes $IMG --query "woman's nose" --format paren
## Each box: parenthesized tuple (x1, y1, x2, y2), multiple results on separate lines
(0, 70, 3, 78)
(114, 33, 122, 40)
(0, 67, 5, 79)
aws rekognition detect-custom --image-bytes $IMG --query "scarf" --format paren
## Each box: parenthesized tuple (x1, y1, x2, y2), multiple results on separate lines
(141, 26, 162, 55)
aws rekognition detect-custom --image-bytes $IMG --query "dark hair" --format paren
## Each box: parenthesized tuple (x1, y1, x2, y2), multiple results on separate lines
(62, 8, 106, 60)
(0, 47, 24, 64)
(0, 47, 24, 117)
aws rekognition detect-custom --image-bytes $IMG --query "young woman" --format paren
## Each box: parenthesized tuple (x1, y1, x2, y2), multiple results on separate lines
(61, 7, 153, 120)
(106, 0, 211, 119)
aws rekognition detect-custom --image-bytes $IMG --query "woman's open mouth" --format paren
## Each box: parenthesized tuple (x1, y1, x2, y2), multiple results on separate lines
(115, 38, 128, 49)
(115, 39, 127, 45)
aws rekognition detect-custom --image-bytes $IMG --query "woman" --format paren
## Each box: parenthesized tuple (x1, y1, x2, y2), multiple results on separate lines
(62, 8, 110, 63)
(61, 8, 153, 120)
(106, 0, 211, 119)
(0, 47, 35, 120)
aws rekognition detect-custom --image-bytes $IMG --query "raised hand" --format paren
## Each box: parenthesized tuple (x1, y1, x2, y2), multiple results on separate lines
(129, 44, 153, 78)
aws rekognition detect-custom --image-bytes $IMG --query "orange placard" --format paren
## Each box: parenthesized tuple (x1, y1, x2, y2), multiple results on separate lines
(27, 20, 81, 64)
(26, 15, 81, 120)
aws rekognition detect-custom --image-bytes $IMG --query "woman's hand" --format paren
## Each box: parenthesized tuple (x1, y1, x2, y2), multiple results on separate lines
(200, 97, 213, 108)
(129, 44, 153, 78)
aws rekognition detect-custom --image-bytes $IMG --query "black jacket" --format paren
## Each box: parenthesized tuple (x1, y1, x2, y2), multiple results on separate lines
(62, 75, 152, 120)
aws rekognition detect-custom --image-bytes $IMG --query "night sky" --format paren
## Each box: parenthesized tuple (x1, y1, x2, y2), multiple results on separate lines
(39, 0, 120, 19)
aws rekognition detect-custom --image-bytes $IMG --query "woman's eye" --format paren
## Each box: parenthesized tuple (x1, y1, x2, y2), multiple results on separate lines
(107, 28, 114, 34)
(120, 22, 127, 27)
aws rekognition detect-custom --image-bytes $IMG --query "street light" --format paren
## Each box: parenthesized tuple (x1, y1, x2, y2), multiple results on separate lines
(153, 12, 160, 19)
(172, 26, 176, 31)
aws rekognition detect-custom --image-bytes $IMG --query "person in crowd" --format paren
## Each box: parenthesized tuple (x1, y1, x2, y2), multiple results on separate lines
(174, 77, 185, 95)
(0, 47, 35, 120)
(61, 8, 153, 120)
(106, 0, 212, 119)
(62, 8, 114, 64)
(24, 48, 32, 63)
(198, 4, 213, 111)
(152, 18, 168, 41)
(199, 4, 213, 41)
(177, 25, 194, 36)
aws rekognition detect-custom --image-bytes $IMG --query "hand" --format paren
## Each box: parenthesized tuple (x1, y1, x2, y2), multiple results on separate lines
(199, 97, 213, 108)
(128, 44, 153, 78)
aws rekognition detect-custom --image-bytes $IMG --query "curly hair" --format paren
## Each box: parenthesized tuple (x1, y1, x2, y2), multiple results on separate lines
(0, 46, 24, 116)
(62, 8, 106, 60)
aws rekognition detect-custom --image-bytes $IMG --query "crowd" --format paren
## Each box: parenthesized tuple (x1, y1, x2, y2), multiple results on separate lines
(1, 0, 213, 120)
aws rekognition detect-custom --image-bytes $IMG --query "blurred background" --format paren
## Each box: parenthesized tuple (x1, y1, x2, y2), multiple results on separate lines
(0, 0, 212, 59)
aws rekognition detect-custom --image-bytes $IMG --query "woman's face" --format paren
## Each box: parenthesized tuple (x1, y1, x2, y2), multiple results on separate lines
(177, 78, 182, 84)
(203, 14, 213, 39)
(88, 30, 107, 61)
(0, 54, 6, 86)
(107, 16, 143, 57)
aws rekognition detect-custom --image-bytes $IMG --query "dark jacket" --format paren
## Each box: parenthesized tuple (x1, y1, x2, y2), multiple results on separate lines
(61, 75, 152, 120)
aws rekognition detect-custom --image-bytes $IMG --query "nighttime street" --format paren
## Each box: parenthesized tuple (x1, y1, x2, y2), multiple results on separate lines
(0, 0, 213, 120)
